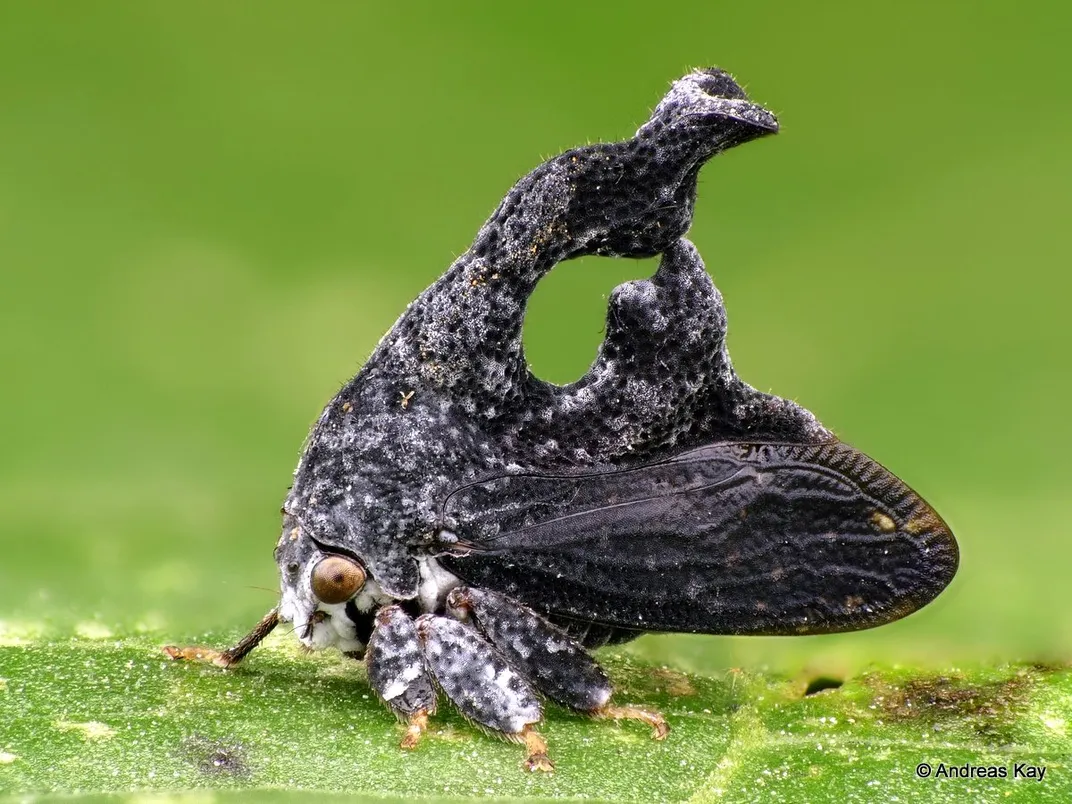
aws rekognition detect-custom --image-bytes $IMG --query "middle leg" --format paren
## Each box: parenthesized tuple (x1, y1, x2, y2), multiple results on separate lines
(447, 586, 669, 739)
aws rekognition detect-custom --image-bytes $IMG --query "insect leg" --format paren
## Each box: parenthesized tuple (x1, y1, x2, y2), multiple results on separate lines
(447, 587, 668, 740)
(162, 607, 279, 668)
(592, 703, 670, 739)
(365, 605, 438, 749)
(416, 614, 551, 772)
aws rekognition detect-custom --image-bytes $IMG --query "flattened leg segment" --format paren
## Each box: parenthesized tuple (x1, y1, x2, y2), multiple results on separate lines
(448, 587, 669, 740)
(447, 586, 612, 712)
(416, 614, 543, 738)
(366, 605, 437, 747)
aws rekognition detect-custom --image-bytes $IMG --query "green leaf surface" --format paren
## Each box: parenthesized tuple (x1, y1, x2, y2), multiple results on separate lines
(2, 631, 1069, 802)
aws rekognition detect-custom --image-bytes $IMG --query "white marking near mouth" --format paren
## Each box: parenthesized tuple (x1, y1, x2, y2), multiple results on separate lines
(282, 555, 457, 652)
(306, 577, 392, 653)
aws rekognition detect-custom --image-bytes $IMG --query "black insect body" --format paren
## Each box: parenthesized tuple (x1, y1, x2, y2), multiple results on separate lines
(165, 68, 959, 770)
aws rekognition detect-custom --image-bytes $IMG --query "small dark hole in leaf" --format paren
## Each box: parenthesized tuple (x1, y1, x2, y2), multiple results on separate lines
(804, 676, 844, 696)
(182, 735, 250, 778)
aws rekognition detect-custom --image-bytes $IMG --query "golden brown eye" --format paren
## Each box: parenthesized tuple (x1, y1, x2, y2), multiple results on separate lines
(310, 555, 366, 604)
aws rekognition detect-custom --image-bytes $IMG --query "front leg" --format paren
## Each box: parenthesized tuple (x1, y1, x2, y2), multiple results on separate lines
(447, 587, 669, 739)
(163, 607, 280, 668)
(365, 605, 438, 749)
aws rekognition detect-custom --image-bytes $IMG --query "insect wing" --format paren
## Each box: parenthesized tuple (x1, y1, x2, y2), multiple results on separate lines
(439, 440, 958, 635)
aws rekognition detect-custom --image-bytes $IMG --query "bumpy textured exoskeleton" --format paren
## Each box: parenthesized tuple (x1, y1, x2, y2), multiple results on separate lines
(164, 67, 958, 770)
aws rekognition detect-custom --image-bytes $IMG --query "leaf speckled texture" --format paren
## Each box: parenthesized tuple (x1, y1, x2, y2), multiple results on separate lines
(1, 629, 1069, 802)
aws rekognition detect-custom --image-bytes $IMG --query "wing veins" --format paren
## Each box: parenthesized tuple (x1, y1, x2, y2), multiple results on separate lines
(476, 468, 749, 544)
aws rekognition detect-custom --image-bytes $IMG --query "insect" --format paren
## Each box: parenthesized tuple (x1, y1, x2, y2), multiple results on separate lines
(165, 67, 959, 771)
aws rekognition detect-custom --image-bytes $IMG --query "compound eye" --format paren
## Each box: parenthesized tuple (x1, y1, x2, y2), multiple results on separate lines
(311, 555, 366, 604)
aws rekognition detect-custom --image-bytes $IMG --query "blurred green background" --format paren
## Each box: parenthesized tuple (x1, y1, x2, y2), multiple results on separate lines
(1, 1, 1068, 677)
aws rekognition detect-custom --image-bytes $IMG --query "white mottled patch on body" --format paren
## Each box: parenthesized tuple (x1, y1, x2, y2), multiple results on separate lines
(506, 702, 542, 733)
(417, 556, 462, 612)
(494, 667, 516, 690)
(545, 637, 571, 654)
(277, 584, 305, 628)
(381, 679, 408, 701)
(353, 578, 388, 612)
(306, 621, 338, 651)
(315, 601, 367, 653)
(380, 654, 425, 702)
